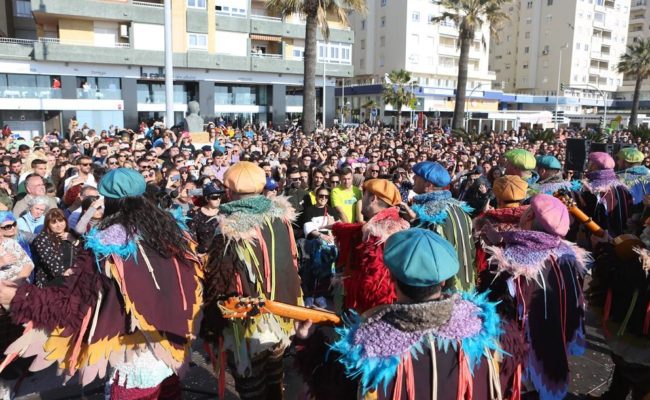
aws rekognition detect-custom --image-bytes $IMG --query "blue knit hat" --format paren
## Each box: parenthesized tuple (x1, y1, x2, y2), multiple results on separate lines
(536, 155, 561, 170)
(383, 228, 459, 287)
(412, 161, 451, 187)
(0, 211, 16, 224)
(98, 168, 147, 199)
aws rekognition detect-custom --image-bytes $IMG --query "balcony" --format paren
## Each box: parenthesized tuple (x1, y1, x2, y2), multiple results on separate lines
(632, 0, 647, 8)
(31, 0, 163, 24)
(0, 86, 62, 99)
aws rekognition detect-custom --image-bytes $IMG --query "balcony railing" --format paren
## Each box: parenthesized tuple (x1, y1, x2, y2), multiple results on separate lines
(0, 37, 35, 45)
(137, 90, 188, 104)
(76, 88, 123, 100)
(0, 86, 62, 99)
(39, 37, 131, 48)
(216, 10, 247, 17)
(250, 13, 282, 21)
(133, 0, 164, 7)
(251, 52, 283, 59)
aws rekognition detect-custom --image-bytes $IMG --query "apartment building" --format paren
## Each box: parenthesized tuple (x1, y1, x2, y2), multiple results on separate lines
(343, 0, 498, 123)
(0, 0, 353, 135)
(489, 0, 631, 114)
(613, 0, 650, 112)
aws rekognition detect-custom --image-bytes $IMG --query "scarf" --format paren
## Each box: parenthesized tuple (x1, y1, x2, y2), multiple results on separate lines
(585, 169, 625, 193)
(219, 195, 271, 216)
(412, 190, 473, 225)
(486, 230, 590, 280)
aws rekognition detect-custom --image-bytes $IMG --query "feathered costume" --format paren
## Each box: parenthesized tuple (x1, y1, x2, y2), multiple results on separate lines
(588, 244, 650, 398)
(1, 223, 203, 397)
(473, 206, 529, 275)
(579, 169, 633, 238)
(410, 191, 476, 290)
(296, 291, 503, 400)
(201, 195, 302, 397)
(617, 165, 650, 205)
(484, 230, 590, 400)
(332, 207, 410, 313)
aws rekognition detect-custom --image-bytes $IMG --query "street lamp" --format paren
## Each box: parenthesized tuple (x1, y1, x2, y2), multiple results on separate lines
(555, 43, 569, 130)
(465, 83, 484, 130)
(410, 80, 417, 127)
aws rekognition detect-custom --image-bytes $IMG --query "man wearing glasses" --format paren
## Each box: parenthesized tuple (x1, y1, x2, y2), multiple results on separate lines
(63, 156, 97, 193)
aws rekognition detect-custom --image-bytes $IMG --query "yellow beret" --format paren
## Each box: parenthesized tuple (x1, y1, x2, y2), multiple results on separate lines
(363, 179, 401, 206)
(223, 161, 266, 194)
(493, 175, 528, 206)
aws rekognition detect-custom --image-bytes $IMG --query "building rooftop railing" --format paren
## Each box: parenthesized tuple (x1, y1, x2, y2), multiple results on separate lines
(38, 37, 131, 48)
(0, 37, 35, 45)
(250, 13, 283, 21)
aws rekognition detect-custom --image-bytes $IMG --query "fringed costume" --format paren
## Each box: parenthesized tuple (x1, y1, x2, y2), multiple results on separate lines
(588, 243, 650, 399)
(332, 207, 409, 313)
(1, 223, 203, 398)
(617, 165, 650, 206)
(410, 191, 476, 290)
(473, 206, 529, 275)
(296, 292, 504, 400)
(579, 169, 633, 238)
(530, 177, 582, 197)
(201, 195, 302, 399)
(484, 230, 590, 399)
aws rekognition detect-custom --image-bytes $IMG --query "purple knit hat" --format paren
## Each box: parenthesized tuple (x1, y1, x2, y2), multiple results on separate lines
(588, 152, 615, 170)
(530, 194, 569, 237)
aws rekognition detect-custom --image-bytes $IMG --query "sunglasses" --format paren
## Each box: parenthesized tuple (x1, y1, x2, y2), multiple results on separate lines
(317, 194, 329, 199)
(139, 165, 151, 170)
(108, 161, 118, 165)
(371, 169, 380, 173)
(331, 180, 340, 184)
(207, 194, 222, 201)
(79, 162, 92, 167)
(1, 222, 17, 230)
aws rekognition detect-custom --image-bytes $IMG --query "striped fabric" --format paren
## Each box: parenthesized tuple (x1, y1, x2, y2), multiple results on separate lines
(430, 204, 476, 291)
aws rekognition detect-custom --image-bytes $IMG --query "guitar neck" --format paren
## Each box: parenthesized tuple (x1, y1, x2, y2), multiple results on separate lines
(263, 300, 342, 326)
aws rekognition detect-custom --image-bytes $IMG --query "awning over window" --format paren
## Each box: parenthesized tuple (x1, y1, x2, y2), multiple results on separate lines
(250, 34, 282, 42)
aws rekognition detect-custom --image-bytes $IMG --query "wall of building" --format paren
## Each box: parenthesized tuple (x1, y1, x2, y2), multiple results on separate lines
(59, 19, 94, 44)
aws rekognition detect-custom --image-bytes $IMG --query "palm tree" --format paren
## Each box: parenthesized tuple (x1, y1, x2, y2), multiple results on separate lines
(382, 69, 417, 130)
(434, 0, 509, 130)
(267, 0, 366, 134)
(361, 99, 379, 121)
(616, 39, 650, 128)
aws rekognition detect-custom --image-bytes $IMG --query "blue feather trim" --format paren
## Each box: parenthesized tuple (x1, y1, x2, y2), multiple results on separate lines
(330, 291, 502, 395)
(169, 207, 190, 231)
(84, 227, 139, 261)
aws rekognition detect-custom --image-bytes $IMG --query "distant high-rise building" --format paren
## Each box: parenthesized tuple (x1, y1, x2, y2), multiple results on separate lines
(343, 0, 498, 122)
(489, 0, 631, 114)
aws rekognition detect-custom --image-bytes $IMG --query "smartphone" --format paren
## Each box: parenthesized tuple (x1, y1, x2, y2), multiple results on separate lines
(170, 175, 181, 182)
(188, 188, 203, 197)
(185, 160, 195, 167)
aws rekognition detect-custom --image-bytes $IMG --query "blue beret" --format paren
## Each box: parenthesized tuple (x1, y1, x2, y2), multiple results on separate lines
(264, 177, 279, 191)
(412, 161, 450, 187)
(98, 168, 147, 199)
(384, 228, 459, 287)
(536, 155, 561, 170)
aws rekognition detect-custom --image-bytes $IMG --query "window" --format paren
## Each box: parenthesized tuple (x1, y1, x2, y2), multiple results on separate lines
(317, 41, 352, 64)
(381, 0, 387, 6)
(523, 64, 529, 69)
(546, 14, 552, 22)
(380, 16, 386, 27)
(525, 32, 530, 39)
(14, 0, 30, 17)
(188, 33, 207, 50)
(361, 20, 366, 30)
(527, 1, 533, 8)
(360, 39, 365, 49)
(595, 12, 605, 22)
(524, 46, 529, 53)
(526, 17, 532, 24)
(187, 0, 206, 9)
(380, 36, 385, 46)
(379, 55, 385, 67)
(428, 14, 435, 24)
(548, 0, 553, 5)
(412, 11, 420, 22)
(360, 58, 365, 68)
(292, 47, 304, 59)
(596, 0, 604, 4)
(576, 42, 581, 50)
(584, 44, 589, 51)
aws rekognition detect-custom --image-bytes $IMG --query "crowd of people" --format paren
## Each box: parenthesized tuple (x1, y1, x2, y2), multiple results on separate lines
(0, 119, 647, 400)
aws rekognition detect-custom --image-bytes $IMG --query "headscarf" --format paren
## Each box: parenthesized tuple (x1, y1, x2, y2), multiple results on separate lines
(0, 210, 16, 224)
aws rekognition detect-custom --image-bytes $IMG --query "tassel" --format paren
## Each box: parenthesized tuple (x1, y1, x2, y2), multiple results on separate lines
(0, 322, 33, 374)
(404, 354, 415, 400)
(617, 289, 639, 337)
(256, 227, 272, 295)
(393, 359, 404, 400)
(457, 347, 473, 400)
(429, 337, 438, 400)
(87, 290, 103, 344)
(172, 257, 188, 311)
(137, 243, 160, 290)
(643, 301, 650, 335)
(68, 307, 93, 375)
(602, 288, 613, 337)
(510, 363, 521, 400)
(286, 221, 299, 270)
